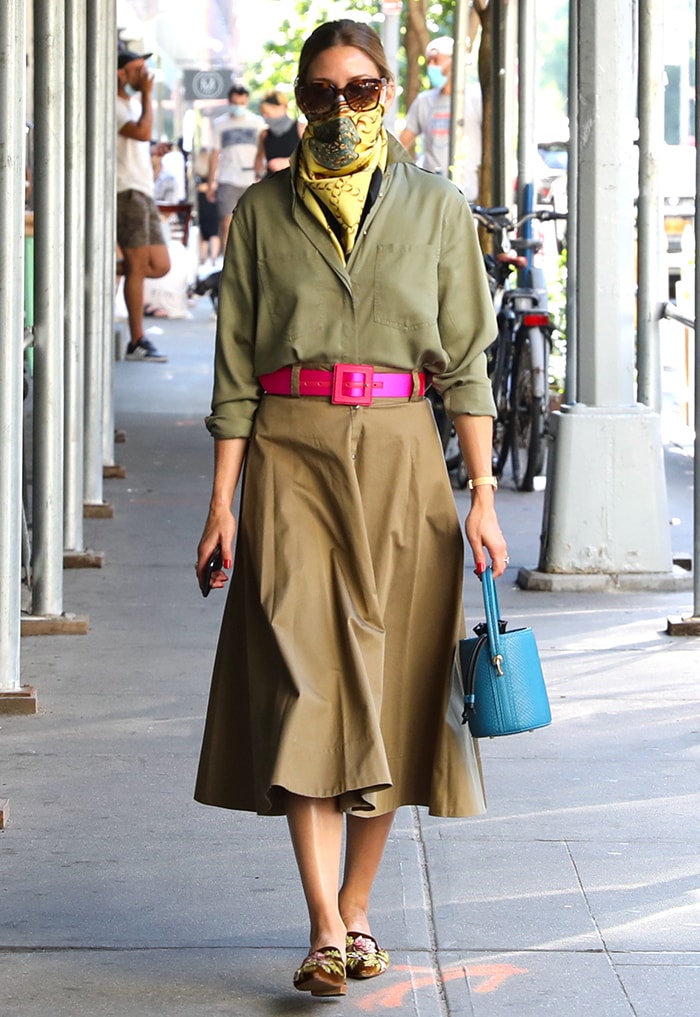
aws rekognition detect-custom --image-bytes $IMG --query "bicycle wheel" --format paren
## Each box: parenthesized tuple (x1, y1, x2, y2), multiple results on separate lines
(510, 330, 547, 491)
(488, 325, 512, 478)
(454, 456, 469, 489)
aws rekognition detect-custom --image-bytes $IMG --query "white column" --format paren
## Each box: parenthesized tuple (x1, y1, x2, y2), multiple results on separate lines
(520, 0, 677, 592)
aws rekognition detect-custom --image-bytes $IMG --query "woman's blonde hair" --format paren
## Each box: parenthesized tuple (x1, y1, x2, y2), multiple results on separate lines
(260, 90, 289, 108)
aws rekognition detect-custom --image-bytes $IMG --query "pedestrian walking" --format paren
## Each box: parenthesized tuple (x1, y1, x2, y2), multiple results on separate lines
(206, 84, 265, 250)
(193, 147, 221, 268)
(399, 35, 482, 201)
(194, 18, 507, 1000)
(254, 89, 304, 178)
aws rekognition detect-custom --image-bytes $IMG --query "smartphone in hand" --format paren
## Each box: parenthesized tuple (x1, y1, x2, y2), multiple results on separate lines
(200, 545, 223, 598)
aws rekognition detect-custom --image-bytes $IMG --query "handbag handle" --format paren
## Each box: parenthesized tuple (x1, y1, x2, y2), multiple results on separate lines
(479, 566, 505, 675)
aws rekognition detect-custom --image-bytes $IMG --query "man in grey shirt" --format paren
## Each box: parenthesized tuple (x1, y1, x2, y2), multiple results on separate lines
(399, 36, 482, 202)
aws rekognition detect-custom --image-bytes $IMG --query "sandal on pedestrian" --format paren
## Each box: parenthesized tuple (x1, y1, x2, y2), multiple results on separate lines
(293, 946, 347, 996)
(345, 931, 390, 979)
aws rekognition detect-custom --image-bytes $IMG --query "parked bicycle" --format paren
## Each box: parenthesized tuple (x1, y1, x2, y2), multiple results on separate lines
(425, 387, 468, 488)
(471, 204, 567, 491)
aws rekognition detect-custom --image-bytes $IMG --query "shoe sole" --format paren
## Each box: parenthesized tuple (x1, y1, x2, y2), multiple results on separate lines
(295, 975, 347, 997)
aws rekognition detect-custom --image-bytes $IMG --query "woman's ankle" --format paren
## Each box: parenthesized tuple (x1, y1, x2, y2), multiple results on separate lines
(338, 895, 370, 936)
(309, 919, 348, 957)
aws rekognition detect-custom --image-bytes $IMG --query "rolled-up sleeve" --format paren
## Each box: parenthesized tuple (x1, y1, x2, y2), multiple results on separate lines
(205, 206, 262, 439)
(432, 198, 497, 419)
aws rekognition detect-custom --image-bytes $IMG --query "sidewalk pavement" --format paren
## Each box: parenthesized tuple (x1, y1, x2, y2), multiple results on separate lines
(2, 300, 698, 1017)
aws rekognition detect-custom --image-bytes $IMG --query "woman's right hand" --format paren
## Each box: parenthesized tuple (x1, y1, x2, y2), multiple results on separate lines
(196, 508, 236, 594)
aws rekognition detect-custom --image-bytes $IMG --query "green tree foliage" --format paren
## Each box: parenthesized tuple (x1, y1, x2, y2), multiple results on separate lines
(536, 0, 569, 120)
(243, 0, 456, 111)
(243, 0, 568, 126)
(244, 0, 381, 99)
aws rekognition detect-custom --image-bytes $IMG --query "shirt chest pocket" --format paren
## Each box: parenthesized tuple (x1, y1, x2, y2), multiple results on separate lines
(258, 252, 345, 341)
(373, 243, 439, 331)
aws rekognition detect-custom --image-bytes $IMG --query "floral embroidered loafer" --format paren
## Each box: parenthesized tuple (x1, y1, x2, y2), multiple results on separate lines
(345, 931, 390, 979)
(293, 946, 347, 996)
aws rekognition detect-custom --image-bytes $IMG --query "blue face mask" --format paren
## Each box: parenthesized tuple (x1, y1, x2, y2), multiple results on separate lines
(427, 64, 447, 90)
(230, 104, 247, 117)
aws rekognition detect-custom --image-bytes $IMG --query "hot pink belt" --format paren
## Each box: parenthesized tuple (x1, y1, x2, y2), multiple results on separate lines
(258, 364, 427, 407)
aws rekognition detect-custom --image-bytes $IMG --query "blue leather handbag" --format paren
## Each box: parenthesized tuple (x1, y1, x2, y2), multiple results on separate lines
(459, 566, 551, 737)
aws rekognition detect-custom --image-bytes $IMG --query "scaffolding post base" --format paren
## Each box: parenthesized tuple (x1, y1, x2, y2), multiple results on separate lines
(63, 550, 105, 569)
(666, 615, 700, 636)
(21, 614, 89, 636)
(0, 685, 38, 715)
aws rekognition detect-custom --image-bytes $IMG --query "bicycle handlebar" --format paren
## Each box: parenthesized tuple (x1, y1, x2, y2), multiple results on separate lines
(470, 204, 568, 232)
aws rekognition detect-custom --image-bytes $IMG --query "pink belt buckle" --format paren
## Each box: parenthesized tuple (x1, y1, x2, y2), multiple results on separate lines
(331, 364, 374, 406)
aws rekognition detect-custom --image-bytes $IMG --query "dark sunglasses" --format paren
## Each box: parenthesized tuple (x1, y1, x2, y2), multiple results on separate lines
(296, 77, 387, 118)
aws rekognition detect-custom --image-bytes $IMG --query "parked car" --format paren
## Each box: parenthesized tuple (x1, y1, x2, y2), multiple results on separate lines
(536, 140, 568, 204)
(534, 138, 696, 287)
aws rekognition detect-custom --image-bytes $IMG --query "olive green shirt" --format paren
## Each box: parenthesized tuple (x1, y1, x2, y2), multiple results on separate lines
(206, 136, 497, 440)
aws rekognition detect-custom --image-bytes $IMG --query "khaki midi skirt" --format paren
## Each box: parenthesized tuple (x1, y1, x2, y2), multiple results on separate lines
(194, 394, 486, 818)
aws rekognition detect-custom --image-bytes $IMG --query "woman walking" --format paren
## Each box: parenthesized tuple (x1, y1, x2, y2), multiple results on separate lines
(194, 19, 507, 999)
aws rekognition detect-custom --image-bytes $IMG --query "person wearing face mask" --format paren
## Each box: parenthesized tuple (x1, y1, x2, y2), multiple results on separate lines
(207, 84, 265, 249)
(254, 90, 305, 178)
(115, 49, 170, 361)
(398, 36, 482, 202)
(194, 19, 507, 999)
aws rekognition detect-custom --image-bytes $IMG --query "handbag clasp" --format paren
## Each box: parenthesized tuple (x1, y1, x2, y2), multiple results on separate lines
(493, 654, 504, 676)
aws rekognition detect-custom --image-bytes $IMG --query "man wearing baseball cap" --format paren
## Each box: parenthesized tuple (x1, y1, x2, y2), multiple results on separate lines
(116, 49, 170, 362)
(399, 36, 482, 202)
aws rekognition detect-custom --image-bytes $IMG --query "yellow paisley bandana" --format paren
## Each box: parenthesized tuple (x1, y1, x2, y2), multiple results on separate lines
(296, 104, 388, 259)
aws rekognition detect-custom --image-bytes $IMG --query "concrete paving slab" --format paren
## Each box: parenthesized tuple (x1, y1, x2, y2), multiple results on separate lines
(421, 833, 602, 952)
(452, 758, 699, 845)
(439, 950, 639, 1016)
(566, 842, 700, 953)
(612, 953, 700, 1017)
(0, 948, 444, 1017)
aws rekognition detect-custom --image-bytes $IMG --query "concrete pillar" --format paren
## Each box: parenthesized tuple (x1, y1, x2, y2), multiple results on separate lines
(519, 0, 681, 593)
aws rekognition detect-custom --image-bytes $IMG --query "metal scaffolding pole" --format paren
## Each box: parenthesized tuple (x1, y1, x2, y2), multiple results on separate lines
(380, 1, 402, 133)
(636, 0, 666, 412)
(516, 0, 536, 238)
(668, 0, 700, 630)
(0, 0, 27, 691)
(490, 0, 508, 205)
(63, 0, 87, 554)
(83, 2, 107, 510)
(691, 0, 700, 618)
(31, 0, 66, 618)
(449, 0, 469, 185)
(565, 0, 579, 404)
(101, 0, 117, 471)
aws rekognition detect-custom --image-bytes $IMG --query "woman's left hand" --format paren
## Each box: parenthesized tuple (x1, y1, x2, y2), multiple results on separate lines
(465, 491, 509, 578)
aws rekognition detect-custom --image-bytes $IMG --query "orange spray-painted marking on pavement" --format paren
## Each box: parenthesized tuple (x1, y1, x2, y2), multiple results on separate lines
(357, 962, 528, 1010)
